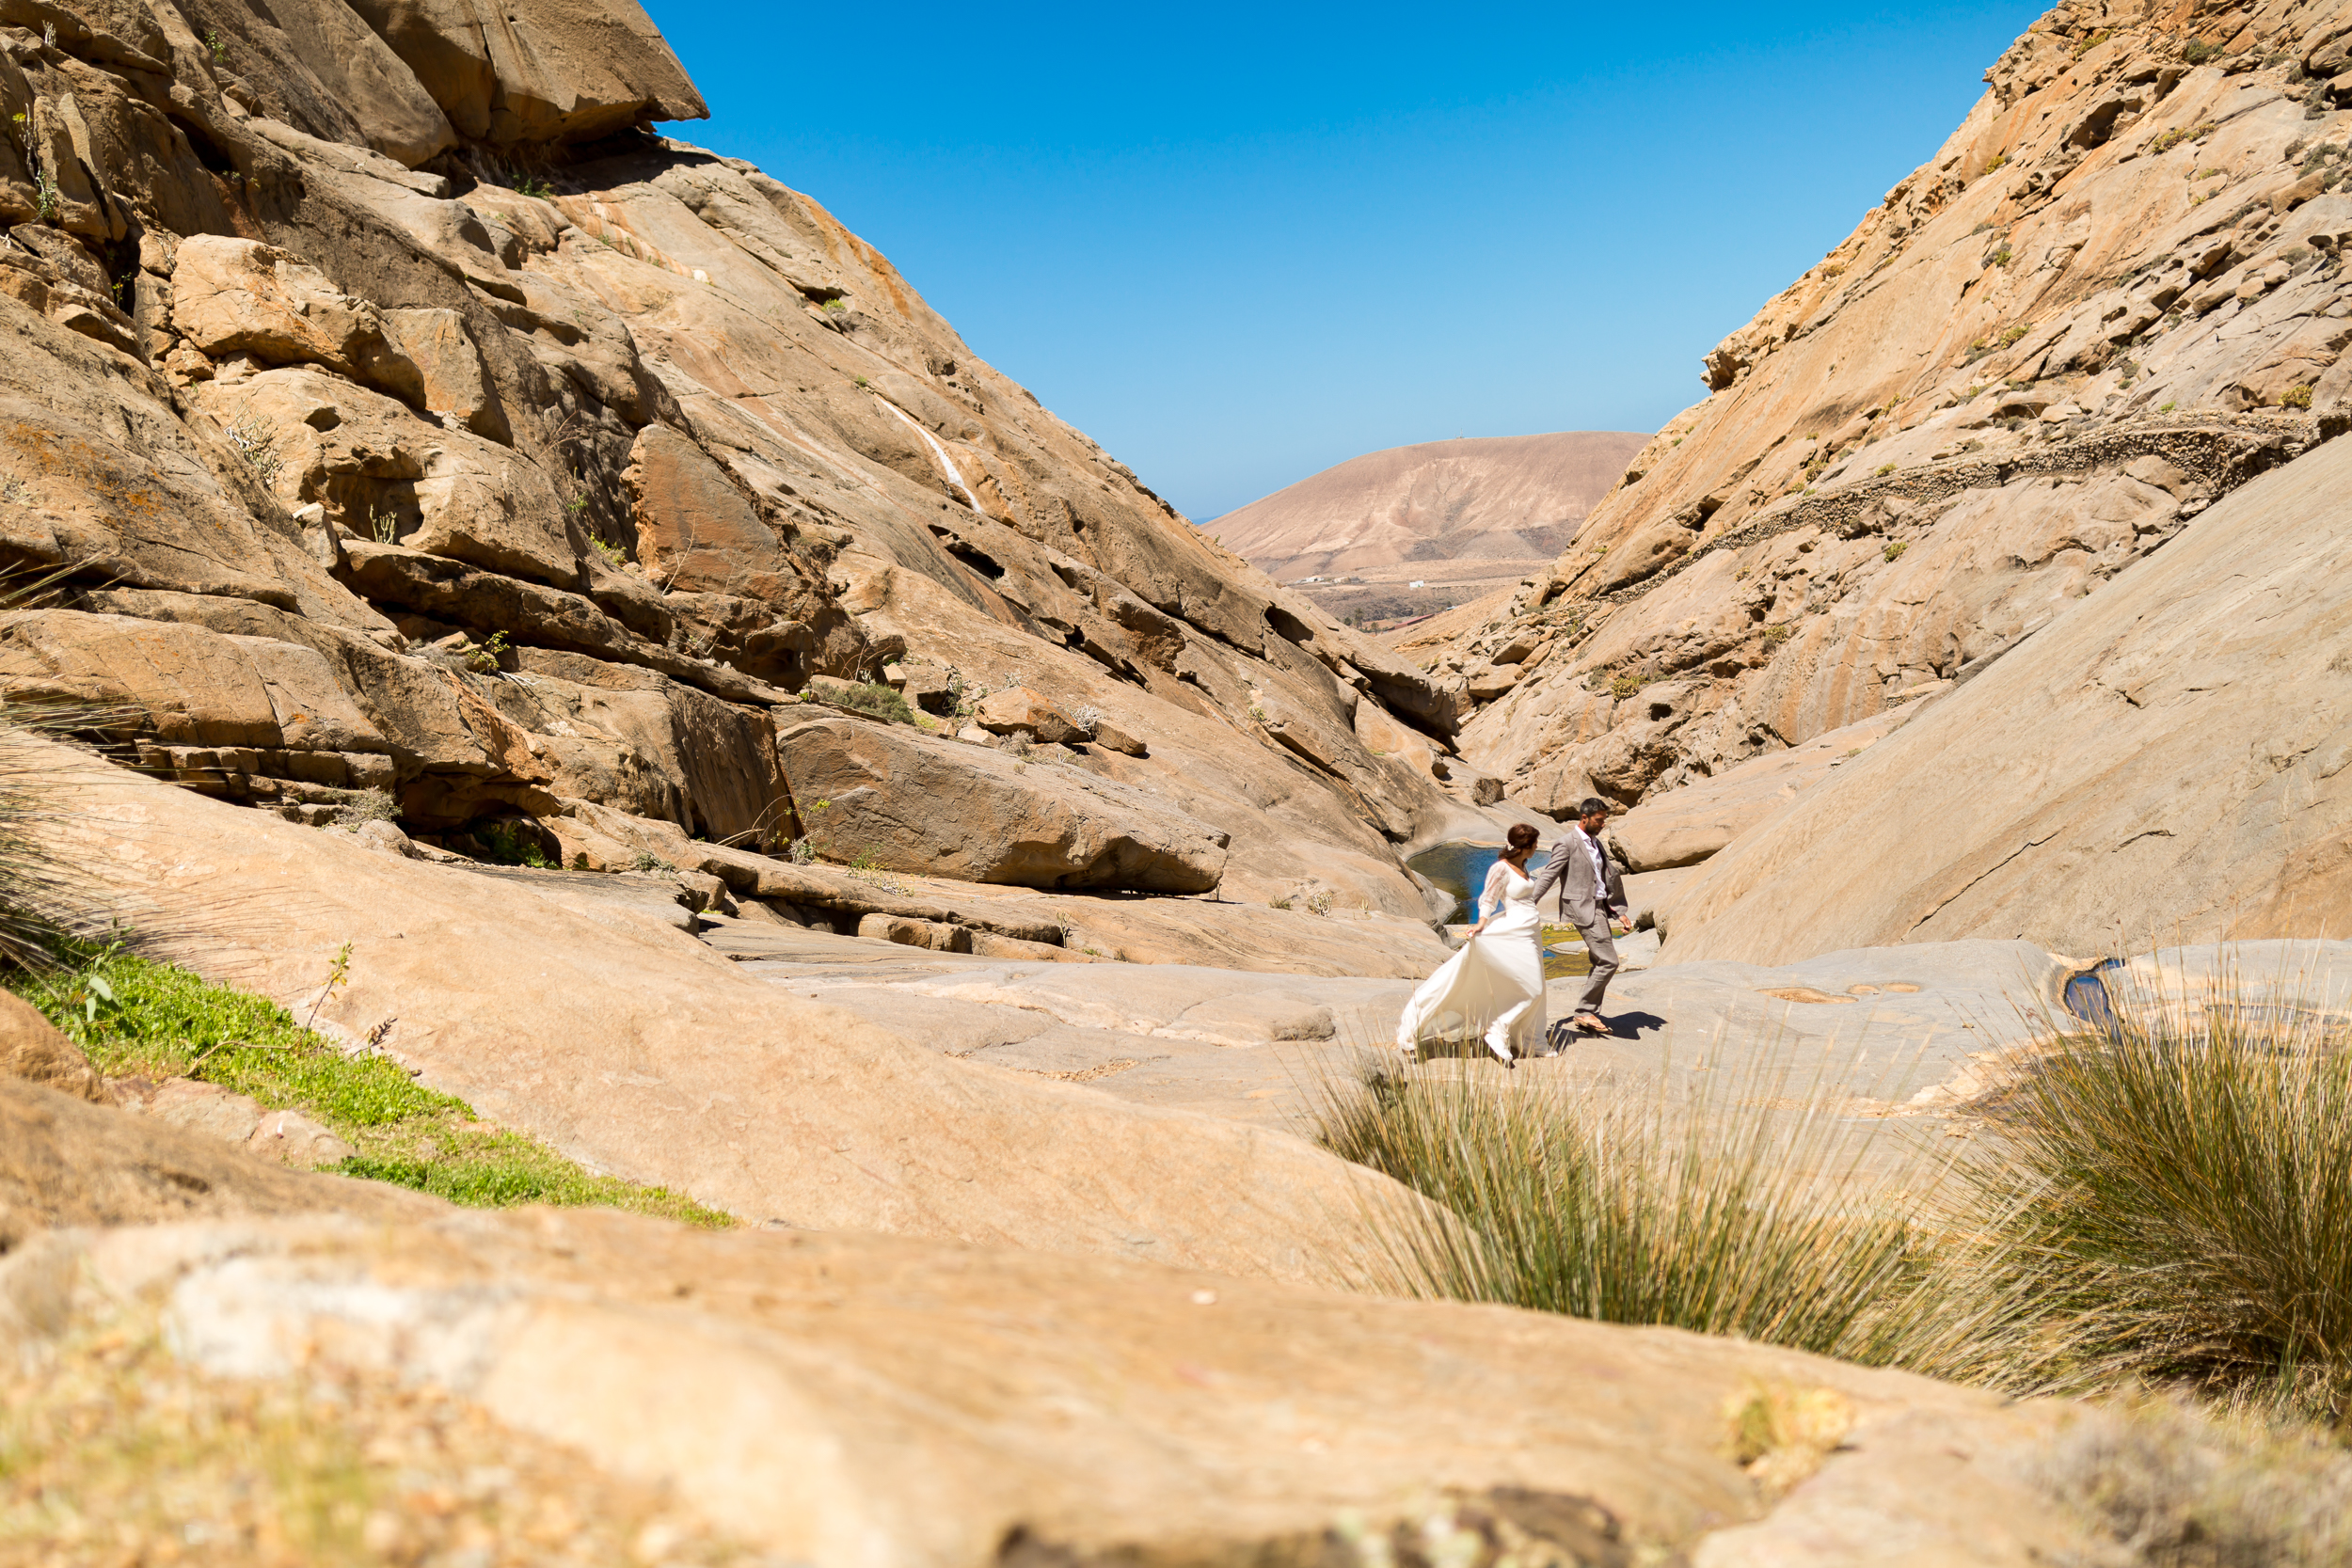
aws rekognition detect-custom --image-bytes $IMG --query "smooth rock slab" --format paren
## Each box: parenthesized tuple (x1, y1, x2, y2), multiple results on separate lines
(1608, 708, 1914, 875)
(0, 1208, 2091, 1567)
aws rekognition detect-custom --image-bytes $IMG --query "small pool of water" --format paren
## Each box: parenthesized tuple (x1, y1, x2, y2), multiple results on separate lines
(1406, 841, 1502, 922)
(1410, 839, 1591, 977)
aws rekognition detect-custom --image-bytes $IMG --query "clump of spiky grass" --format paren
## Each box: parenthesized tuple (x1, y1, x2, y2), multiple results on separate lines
(1317, 1047, 1939, 1360)
(1960, 955, 2352, 1418)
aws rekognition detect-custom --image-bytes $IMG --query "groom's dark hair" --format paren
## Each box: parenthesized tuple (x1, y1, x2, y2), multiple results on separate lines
(1577, 797, 1609, 818)
(1506, 822, 1540, 853)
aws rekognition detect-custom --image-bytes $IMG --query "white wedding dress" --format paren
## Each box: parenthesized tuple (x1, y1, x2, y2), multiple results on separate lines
(1395, 859, 1546, 1063)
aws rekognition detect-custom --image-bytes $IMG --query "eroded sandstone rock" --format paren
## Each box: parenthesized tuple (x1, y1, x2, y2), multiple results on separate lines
(0, 991, 101, 1102)
(1661, 420, 2352, 963)
(0, 0, 1488, 955)
(1434, 2, 2352, 825)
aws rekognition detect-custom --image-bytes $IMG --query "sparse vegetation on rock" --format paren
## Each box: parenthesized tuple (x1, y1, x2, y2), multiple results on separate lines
(9, 941, 726, 1225)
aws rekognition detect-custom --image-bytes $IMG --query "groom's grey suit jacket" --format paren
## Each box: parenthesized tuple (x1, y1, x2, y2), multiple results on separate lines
(1528, 826, 1627, 929)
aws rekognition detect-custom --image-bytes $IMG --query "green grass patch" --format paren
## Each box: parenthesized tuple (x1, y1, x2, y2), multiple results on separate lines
(12, 942, 731, 1227)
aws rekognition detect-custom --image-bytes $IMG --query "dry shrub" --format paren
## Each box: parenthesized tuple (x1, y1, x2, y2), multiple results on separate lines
(2026, 1393, 2352, 1567)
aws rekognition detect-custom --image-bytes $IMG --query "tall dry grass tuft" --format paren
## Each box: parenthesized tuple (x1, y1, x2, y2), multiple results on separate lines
(1316, 1049, 1936, 1360)
(0, 708, 116, 965)
(1326, 953, 2352, 1418)
(1961, 955, 2352, 1418)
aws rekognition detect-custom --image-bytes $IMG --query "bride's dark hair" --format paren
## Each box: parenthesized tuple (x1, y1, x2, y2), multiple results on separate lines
(1505, 822, 1540, 856)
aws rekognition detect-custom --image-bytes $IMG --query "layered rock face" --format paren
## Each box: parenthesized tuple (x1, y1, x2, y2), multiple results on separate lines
(1661, 423, 2352, 963)
(1215, 431, 1648, 582)
(0, 0, 1474, 918)
(1436, 0, 2352, 821)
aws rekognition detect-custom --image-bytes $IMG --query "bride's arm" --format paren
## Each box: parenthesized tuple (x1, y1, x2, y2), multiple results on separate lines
(1469, 861, 1510, 937)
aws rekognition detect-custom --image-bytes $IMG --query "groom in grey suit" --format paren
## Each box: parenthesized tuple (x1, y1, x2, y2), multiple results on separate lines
(1528, 796, 1631, 1033)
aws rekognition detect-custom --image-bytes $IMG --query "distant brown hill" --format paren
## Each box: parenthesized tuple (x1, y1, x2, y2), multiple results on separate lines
(1212, 432, 1650, 582)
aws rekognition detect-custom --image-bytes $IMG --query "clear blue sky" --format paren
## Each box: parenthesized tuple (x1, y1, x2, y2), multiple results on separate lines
(642, 3, 2045, 522)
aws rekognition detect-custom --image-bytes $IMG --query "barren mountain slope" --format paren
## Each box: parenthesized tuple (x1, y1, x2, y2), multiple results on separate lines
(1433, 0, 2352, 819)
(1215, 430, 1648, 582)
(0, 0, 1480, 927)
(1659, 424, 2352, 963)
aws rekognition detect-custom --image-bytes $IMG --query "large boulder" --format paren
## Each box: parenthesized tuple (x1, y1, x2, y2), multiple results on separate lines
(974, 685, 1087, 744)
(193, 368, 579, 586)
(342, 0, 708, 144)
(169, 236, 391, 377)
(1662, 433, 2352, 965)
(779, 716, 1229, 894)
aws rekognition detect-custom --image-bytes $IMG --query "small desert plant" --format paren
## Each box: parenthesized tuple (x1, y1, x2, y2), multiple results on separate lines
(2182, 38, 2222, 66)
(2281, 385, 2313, 409)
(1760, 624, 1792, 649)
(1269, 896, 1294, 911)
(1992, 245, 2015, 268)
(1608, 669, 1647, 700)
(369, 506, 398, 544)
(825, 681, 914, 723)
(224, 418, 282, 487)
(1876, 463, 1898, 477)
(513, 174, 556, 200)
(2161, 400, 2180, 413)
(1003, 731, 1033, 759)
(1985, 153, 2010, 172)
(590, 535, 626, 567)
(1305, 890, 1334, 916)
(204, 25, 224, 60)
(786, 836, 816, 864)
(1883, 541, 1909, 562)
(462, 630, 510, 673)
(8, 114, 54, 223)
(331, 787, 397, 829)
(2002, 324, 2031, 345)
(629, 850, 677, 873)
(852, 375, 869, 388)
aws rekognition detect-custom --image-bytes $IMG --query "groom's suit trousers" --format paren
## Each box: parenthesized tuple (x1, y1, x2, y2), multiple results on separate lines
(1529, 831, 1626, 1016)
(1571, 919, 1619, 1014)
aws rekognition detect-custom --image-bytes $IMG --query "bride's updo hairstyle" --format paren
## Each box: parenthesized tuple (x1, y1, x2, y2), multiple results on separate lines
(1505, 822, 1540, 858)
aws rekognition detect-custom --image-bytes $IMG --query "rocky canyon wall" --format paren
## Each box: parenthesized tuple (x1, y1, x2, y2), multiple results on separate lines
(1435, 0, 2352, 824)
(0, 0, 1482, 920)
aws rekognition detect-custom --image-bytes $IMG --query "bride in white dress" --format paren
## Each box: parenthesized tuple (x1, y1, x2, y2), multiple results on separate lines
(1396, 822, 1547, 1068)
